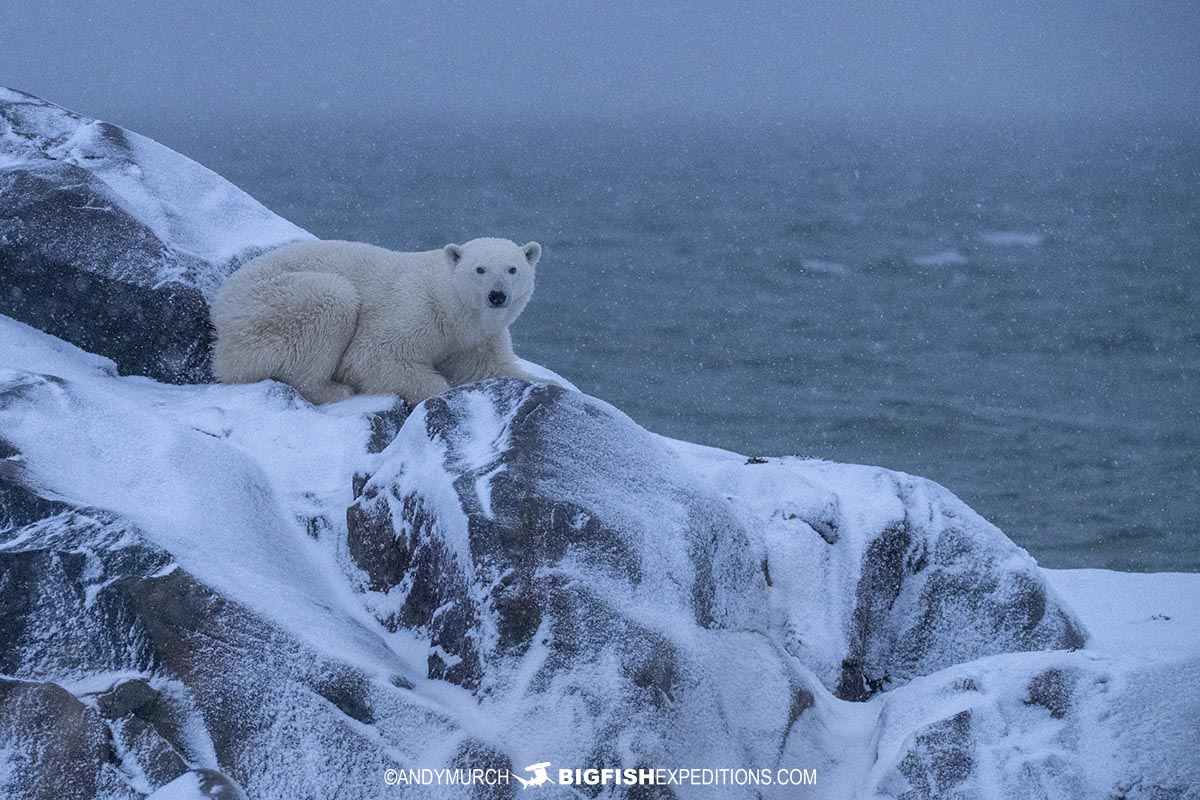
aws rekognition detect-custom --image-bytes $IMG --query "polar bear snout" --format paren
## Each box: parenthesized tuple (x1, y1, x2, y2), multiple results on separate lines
(488, 289, 509, 308)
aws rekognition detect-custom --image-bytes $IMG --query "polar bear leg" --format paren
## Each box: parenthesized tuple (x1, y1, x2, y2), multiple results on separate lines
(437, 344, 500, 385)
(439, 338, 552, 387)
(213, 271, 359, 405)
(358, 361, 450, 405)
(300, 377, 356, 405)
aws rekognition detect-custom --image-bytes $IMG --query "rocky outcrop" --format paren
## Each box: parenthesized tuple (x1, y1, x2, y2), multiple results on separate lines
(0, 88, 309, 382)
(345, 380, 807, 778)
(3, 344, 1191, 798)
(861, 652, 1200, 799)
(347, 380, 1084, 704)
(0, 370, 451, 799)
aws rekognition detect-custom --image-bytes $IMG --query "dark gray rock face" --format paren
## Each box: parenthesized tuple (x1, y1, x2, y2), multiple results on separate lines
(0, 87, 309, 382)
(0, 678, 137, 800)
(0, 165, 214, 382)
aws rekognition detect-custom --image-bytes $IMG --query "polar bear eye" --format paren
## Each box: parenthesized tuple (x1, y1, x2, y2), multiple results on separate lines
(508, 267, 517, 274)
(475, 267, 486, 274)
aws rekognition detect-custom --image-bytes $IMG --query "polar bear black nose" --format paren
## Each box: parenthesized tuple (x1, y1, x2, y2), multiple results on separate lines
(488, 290, 508, 308)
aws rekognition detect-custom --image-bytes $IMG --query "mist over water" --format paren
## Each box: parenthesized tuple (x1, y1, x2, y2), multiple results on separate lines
(141, 115, 1197, 572)
(5, 1, 1200, 125)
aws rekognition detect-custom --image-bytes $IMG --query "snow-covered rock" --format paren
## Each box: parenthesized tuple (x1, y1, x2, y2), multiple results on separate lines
(0, 88, 309, 383)
(346, 379, 1083, 703)
(0, 361, 446, 798)
(1, 93, 1196, 799)
(0, 677, 138, 800)
(3, 315, 1195, 799)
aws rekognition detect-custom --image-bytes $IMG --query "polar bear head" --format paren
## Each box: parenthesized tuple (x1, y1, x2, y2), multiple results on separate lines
(443, 237, 542, 325)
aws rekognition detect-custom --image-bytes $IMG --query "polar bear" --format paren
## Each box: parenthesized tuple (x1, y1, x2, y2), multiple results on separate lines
(210, 237, 550, 405)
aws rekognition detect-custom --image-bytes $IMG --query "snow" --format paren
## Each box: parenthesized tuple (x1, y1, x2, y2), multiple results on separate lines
(145, 770, 245, 800)
(517, 357, 579, 391)
(58, 672, 153, 701)
(1044, 568, 1200, 659)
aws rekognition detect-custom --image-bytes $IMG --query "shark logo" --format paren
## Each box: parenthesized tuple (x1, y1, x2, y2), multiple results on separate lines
(514, 762, 553, 789)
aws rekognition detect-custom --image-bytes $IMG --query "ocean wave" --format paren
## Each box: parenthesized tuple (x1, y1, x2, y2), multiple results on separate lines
(800, 258, 850, 275)
(912, 250, 968, 267)
(981, 230, 1044, 247)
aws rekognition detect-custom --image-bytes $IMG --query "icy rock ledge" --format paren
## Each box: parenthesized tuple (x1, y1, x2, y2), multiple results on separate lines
(1, 90, 1198, 799)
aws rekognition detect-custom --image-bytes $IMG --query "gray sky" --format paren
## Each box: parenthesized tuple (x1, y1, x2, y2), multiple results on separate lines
(3, 1, 1198, 124)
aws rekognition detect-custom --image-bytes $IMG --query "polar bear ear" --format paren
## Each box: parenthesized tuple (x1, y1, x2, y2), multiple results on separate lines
(443, 244, 463, 266)
(522, 241, 542, 267)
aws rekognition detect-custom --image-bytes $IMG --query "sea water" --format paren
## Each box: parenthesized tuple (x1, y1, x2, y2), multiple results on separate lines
(158, 115, 1198, 571)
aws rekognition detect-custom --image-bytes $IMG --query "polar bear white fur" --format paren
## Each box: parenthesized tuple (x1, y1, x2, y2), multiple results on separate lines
(210, 237, 549, 405)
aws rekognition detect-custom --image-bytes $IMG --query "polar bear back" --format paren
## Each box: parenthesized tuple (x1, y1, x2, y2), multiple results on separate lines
(220, 239, 440, 304)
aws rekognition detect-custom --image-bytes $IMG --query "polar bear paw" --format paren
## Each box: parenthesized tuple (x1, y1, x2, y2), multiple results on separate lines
(303, 380, 356, 405)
